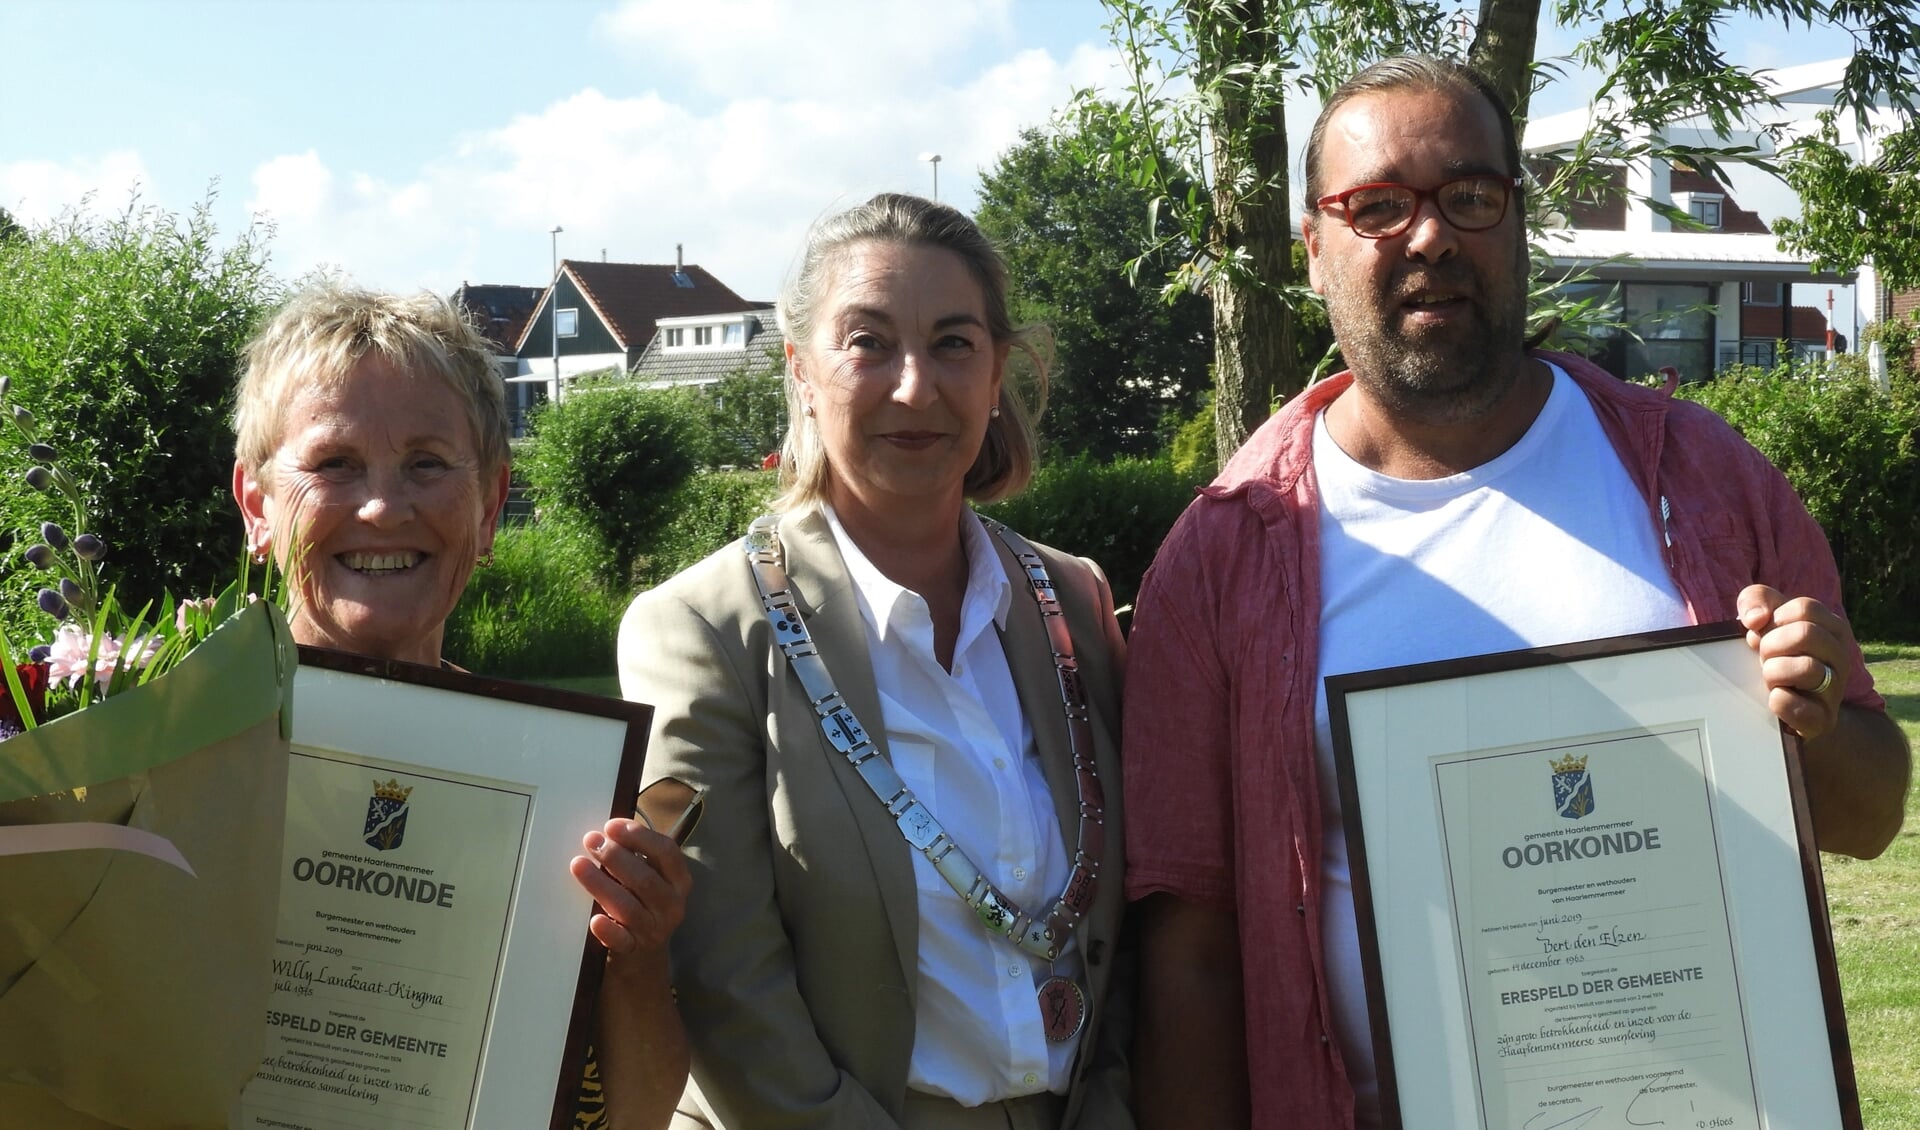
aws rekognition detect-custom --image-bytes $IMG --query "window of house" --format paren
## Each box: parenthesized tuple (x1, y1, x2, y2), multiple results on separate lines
(663, 328, 684, 347)
(1687, 196, 1722, 229)
(1742, 282, 1783, 306)
(723, 323, 744, 345)
(694, 326, 714, 346)
(557, 308, 579, 338)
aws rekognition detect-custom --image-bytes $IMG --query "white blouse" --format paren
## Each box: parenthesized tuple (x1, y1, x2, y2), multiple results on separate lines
(822, 505, 1080, 1105)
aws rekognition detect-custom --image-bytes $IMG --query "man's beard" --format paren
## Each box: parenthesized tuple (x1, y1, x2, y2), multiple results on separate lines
(1323, 249, 1531, 427)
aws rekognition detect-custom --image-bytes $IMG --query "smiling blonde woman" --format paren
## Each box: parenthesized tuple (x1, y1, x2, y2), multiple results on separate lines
(231, 282, 691, 1130)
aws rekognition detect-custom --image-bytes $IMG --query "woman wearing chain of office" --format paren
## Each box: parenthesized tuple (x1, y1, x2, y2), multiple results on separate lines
(618, 193, 1134, 1130)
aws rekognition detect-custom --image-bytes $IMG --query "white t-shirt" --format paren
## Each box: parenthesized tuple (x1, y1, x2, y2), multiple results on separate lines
(823, 505, 1080, 1104)
(1310, 365, 1691, 1126)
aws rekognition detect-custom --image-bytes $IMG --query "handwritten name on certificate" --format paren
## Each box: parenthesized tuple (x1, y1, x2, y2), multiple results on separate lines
(239, 749, 533, 1130)
(1432, 726, 1759, 1130)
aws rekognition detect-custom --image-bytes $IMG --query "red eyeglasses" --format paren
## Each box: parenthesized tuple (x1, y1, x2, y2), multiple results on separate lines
(1314, 175, 1523, 239)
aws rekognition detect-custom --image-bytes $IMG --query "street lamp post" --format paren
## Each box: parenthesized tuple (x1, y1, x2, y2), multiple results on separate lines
(919, 152, 942, 201)
(549, 225, 563, 402)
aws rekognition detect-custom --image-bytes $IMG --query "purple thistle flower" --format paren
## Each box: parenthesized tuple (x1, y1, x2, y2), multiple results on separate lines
(24, 466, 50, 491)
(27, 442, 56, 462)
(23, 544, 53, 569)
(40, 522, 68, 550)
(73, 533, 106, 561)
(37, 588, 67, 618)
(58, 578, 85, 606)
(27, 645, 51, 663)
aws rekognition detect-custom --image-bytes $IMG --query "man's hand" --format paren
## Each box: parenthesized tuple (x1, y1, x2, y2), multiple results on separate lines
(1737, 584, 1855, 740)
(1737, 584, 1910, 859)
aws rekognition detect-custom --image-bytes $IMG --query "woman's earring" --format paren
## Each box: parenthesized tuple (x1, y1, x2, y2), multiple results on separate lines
(803, 403, 815, 418)
(990, 405, 1002, 419)
(477, 549, 494, 569)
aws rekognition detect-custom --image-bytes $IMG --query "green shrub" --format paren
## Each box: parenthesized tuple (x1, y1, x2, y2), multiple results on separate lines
(1168, 393, 1219, 482)
(619, 456, 1203, 618)
(519, 381, 712, 586)
(0, 196, 280, 643)
(442, 517, 627, 678)
(704, 361, 786, 468)
(1681, 362, 1920, 640)
(639, 469, 781, 585)
(982, 454, 1203, 612)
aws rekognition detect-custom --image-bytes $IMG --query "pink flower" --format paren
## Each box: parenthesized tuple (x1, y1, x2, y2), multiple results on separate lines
(46, 624, 92, 687)
(41, 624, 163, 691)
(175, 597, 216, 634)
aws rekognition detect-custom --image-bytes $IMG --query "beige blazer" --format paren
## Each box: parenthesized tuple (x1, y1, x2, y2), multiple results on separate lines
(618, 508, 1133, 1130)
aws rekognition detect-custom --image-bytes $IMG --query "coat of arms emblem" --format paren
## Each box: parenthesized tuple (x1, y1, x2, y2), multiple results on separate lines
(364, 778, 413, 851)
(1550, 753, 1595, 820)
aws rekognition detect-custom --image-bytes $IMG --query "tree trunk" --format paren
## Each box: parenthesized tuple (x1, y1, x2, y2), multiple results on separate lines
(1469, 0, 1542, 122)
(1191, 0, 1303, 465)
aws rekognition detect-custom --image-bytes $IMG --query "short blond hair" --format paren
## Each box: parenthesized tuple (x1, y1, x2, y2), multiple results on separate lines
(233, 281, 510, 481)
(774, 193, 1050, 512)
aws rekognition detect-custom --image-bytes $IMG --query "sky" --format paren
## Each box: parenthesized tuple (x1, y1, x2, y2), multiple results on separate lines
(0, 0, 1862, 305)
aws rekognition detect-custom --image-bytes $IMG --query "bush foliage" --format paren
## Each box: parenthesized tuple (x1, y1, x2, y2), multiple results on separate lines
(981, 454, 1202, 612)
(519, 381, 711, 586)
(0, 196, 280, 644)
(1681, 362, 1920, 640)
(442, 517, 626, 679)
(614, 456, 1203, 619)
(638, 470, 780, 586)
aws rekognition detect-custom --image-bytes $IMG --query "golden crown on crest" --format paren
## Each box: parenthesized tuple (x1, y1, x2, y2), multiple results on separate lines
(1549, 753, 1589, 775)
(371, 778, 414, 803)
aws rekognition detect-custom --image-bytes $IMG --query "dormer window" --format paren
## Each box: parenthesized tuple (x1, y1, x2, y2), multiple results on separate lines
(724, 323, 744, 346)
(1687, 195, 1722, 229)
(694, 326, 715, 346)
(664, 328, 685, 347)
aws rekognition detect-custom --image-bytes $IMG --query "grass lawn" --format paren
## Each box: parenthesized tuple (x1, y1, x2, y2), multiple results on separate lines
(1830, 643, 1920, 1126)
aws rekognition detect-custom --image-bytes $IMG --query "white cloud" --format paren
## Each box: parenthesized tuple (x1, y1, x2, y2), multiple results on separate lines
(595, 0, 1017, 100)
(250, 151, 333, 224)
(233, 29, 1121, 300)
(0, 151, 152, 224)
(15, 6, 1120, 303)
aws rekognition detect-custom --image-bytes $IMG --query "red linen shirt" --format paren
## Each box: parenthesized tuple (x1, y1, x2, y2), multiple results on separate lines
(1121, 351, 1882, 1130)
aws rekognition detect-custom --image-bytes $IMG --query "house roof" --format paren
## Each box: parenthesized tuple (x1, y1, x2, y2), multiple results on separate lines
(515, 260, 760, 354)
(630, 308, 784, 386)
(1537, 229, 1854, 281)
(571, 260, 762, 349)
(453, 283, 544, 353)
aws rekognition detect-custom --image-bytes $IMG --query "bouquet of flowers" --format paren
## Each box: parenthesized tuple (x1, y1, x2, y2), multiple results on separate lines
(0, 377, 297, 1130)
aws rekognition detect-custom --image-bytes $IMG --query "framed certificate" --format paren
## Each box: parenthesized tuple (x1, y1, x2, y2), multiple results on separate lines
(1327, 623, 1857, 1130)
(238, 648, 650, 1130)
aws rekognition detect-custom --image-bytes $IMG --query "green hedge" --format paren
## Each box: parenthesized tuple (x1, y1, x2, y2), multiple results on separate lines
(634, 456, 1204, 616)
(518, 381, 711, 587)
(979, 454, 1201, 613)
(0, 198, 279, 644)
(637, 470, 780, 586)
(442, 517, 626, 679)
(1680, 361, 1920, 641)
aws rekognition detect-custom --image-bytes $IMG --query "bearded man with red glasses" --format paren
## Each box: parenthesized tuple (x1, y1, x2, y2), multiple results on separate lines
(1121, 54, 1910, 1130)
